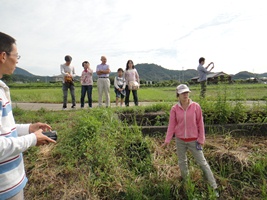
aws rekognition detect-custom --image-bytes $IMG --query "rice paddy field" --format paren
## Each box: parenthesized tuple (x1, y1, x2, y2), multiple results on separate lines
(9, 83, 267, 103)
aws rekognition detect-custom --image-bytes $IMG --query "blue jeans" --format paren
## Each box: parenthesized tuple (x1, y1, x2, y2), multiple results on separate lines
(81, 85, 92, 107)
(114, 85, 126, 98)
(62, 82, 75, 108)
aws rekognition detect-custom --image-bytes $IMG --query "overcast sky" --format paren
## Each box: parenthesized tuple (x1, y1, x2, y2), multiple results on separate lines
(1, 0, 266, 76)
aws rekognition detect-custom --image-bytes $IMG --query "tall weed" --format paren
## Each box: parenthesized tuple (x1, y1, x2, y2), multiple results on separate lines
(53, 108, 154, 199)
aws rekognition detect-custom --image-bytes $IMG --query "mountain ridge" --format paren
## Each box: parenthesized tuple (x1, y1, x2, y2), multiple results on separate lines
(11, 64, 267, 82)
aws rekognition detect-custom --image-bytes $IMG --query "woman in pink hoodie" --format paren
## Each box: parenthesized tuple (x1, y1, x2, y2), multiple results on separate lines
(162, 84, 218, 196)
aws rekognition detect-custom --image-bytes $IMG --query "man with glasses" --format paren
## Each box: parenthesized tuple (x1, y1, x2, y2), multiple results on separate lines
(0, 32, 56, 200)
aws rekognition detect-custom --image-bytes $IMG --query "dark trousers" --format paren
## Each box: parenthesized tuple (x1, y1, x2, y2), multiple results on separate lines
(62, 82, 75, 108)
(80, 85, 93, 107)
(200, 81, 207, 98)
(125, 85, 138, 106)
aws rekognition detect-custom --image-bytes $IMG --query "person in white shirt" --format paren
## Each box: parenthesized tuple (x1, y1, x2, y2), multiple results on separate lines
(124, 60, 140, 106)
(96, 56, 111, 107)
(114, 68, 126, 106)
(60, 55, 76, 109)
(0, 32, 56, 200)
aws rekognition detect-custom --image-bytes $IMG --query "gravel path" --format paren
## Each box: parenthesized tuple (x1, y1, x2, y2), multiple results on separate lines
(12, 102, 162, 111)
(12, 101, 266, 111)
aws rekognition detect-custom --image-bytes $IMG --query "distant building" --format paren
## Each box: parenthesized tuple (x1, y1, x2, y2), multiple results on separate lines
(51, 75, 63, 82)
(191, 72, 232, 84)
(259, 77, 267, 81)
(246, 77, 267, 84)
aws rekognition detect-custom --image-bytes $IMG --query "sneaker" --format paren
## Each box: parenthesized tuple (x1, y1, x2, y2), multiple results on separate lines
(71, 105, 76, 109)
(62, 107, 67, 110)
(214, 189, 220, 198)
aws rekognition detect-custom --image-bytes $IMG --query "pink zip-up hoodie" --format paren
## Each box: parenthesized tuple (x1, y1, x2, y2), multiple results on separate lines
(164, 99, 205, 144)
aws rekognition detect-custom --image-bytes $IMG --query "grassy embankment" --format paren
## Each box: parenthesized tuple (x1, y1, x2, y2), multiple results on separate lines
(12, 83, 267, 199)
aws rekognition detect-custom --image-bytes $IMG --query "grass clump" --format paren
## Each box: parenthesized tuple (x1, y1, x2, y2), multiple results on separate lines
(51, 108, 154, 199)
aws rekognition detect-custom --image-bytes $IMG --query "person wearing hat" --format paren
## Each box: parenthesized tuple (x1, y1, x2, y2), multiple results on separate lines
(197, 57, 214, 98)
(60, 55, 76, 109)
(162, 84, 219, 197)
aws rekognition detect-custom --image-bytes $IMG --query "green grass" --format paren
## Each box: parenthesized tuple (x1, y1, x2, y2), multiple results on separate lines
(10, 86, 178, 103)
(9, 83, 267, 103)
(11, 106, 267, 199)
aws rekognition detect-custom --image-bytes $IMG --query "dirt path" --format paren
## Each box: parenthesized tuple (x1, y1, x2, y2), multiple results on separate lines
(13, 101, 265, 111)
(13, 102, 163, 111)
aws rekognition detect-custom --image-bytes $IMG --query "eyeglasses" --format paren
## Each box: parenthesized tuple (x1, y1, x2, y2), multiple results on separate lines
(6, 52, 21, 60)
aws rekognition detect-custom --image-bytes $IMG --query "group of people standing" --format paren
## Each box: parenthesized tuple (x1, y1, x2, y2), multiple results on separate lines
(0, 31, 220, 199)
(60, 55, 140, 109)
(60, 55, 214, 109)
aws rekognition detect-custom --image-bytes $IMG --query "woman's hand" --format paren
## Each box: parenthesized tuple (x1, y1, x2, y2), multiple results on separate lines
(161, 142, 169, 148)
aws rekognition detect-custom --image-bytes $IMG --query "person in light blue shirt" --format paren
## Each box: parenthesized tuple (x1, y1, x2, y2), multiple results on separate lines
(96, 56, 111, 107)
(197, 57, 214, 98)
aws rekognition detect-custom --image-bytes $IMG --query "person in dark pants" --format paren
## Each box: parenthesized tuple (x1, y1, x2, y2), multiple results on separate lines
(197, 57, 214, 98)
(124, 60, 140, 106)
(60, 55, 76, 109)
(80, 61, 93, 108)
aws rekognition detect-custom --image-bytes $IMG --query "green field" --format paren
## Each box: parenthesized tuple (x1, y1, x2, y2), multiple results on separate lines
(9, 83, 267, 103)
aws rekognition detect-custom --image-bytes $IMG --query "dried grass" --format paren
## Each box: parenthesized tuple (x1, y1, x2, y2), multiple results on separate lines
(24, 134, 267, 199)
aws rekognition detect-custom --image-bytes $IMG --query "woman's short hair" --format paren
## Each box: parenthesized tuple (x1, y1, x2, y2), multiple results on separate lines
(82, 61, 89, 67)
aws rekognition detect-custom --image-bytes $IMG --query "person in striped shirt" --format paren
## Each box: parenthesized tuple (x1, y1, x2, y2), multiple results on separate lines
(0, 32, 56, 200)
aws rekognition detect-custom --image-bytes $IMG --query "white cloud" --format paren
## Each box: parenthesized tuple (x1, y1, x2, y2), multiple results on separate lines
(1, 0, 266, 76)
